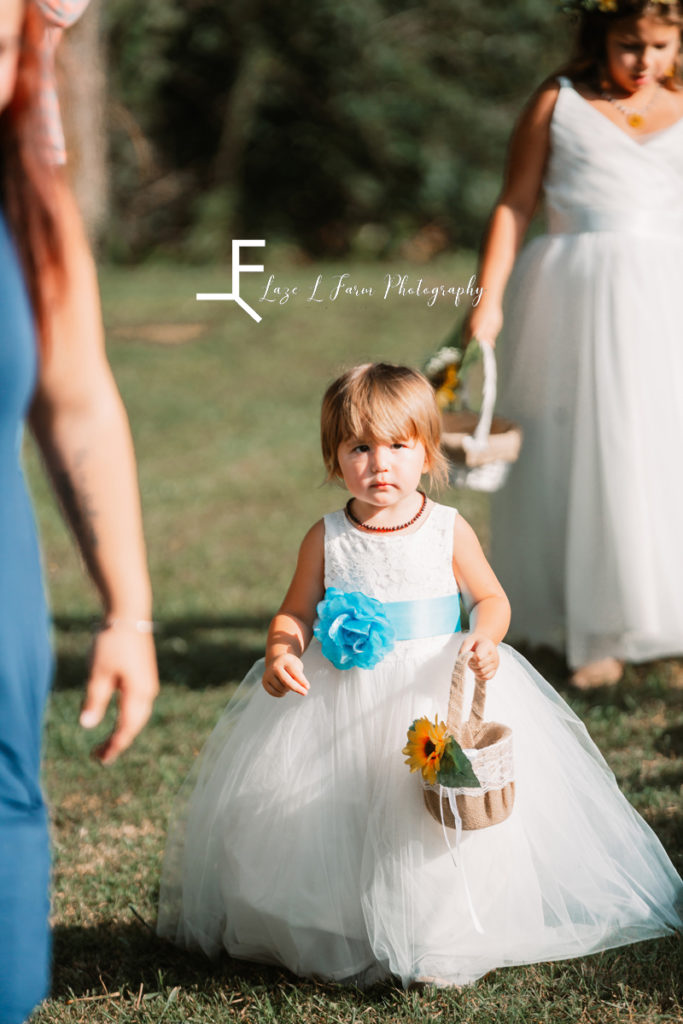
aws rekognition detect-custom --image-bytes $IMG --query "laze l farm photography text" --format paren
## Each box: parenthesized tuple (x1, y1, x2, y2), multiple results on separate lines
(259, 272, 484, 308)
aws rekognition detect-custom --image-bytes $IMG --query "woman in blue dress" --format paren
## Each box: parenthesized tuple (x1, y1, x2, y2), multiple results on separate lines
(0, 2, 159, 1021)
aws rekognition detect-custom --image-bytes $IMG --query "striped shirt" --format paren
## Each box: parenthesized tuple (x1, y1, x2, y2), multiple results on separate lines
(34, 0, 92, 164)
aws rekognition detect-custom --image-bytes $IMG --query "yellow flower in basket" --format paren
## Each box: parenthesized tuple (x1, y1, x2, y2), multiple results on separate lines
(435, 364, 459, 410)
(403, 716, 448, 786)
(424, 345, 463, 414)
(404, 714, 481, 790)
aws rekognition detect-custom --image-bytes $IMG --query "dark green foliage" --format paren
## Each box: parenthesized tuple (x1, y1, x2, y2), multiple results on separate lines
(437, 735, 481, 787)
(105, 1, 567, 260)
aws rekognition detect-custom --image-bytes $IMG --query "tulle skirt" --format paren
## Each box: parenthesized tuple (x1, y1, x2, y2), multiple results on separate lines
(492, 230, 683, 667)
(157, 633, 682, 988)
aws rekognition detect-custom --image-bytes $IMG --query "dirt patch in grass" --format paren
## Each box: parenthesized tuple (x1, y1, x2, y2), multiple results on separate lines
(112, 322, 208, 345)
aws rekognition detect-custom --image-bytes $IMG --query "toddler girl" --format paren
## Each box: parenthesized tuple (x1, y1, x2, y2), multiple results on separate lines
(158, 363, 681, 989)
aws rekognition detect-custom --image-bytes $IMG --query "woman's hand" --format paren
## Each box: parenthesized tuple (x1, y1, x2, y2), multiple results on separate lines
(462, 302, 504, 349)
(31, 176, 159, 762)
(262, 654, 310, 698)
(80, 624, 159, 764)
(460, 633, 500, 682)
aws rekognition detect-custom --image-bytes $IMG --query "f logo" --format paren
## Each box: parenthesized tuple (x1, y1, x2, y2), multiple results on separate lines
(196, 240, 265, 322)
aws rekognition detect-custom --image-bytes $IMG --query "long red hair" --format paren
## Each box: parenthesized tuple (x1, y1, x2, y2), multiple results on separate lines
(0, 4, 64, 342)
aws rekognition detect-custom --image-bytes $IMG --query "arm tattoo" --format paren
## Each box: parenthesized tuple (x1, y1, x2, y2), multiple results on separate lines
(52, 448, 99, 554)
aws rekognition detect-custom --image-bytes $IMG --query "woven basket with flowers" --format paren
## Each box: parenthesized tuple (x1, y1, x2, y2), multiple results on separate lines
(424, 339, 523, 492)
(403, 650, 515, 833)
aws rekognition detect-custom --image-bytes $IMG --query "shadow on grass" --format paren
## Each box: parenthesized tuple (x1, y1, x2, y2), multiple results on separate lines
(656, 722, 683, 758)
(54, 619, 683, 705)
(49, 920, 682, 1012)
(49, 921, 397, 1005)
(51, 921, 276, 998)
(52, 614, 272, 691)
(624, 762, 683, 869)
(512, 643, 569, 690)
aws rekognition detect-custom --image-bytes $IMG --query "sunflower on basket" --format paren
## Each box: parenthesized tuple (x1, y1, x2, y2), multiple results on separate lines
(403, 716, 480, 788)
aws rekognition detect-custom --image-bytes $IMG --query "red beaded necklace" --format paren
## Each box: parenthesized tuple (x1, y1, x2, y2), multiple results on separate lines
(344, 491, 427, 533)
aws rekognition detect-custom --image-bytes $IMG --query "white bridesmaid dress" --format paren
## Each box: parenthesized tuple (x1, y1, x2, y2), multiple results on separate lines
(157, 503, 682, 987)
(492, 76, 683, 668)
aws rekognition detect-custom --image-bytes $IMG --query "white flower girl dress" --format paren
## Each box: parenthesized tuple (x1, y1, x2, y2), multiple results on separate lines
(157, 503, 682, 987)
(493, 76, 683, 667)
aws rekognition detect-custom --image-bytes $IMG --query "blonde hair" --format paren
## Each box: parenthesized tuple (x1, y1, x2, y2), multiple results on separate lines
(320, 363, 449, 487)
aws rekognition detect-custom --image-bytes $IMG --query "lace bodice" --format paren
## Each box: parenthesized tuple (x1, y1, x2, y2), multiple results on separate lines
(324, 502, 459, 603)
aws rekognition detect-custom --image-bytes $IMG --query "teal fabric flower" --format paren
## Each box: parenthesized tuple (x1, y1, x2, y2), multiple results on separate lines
(314, 588, 396, 670)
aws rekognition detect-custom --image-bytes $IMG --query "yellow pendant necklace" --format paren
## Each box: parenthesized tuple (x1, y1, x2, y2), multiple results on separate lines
(602, 86, 660, 129)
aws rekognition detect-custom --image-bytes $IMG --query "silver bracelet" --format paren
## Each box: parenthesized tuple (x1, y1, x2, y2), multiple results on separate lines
(102, 617, 155, 634)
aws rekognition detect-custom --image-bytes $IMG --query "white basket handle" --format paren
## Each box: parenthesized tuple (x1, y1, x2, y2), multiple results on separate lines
(462, 339, 497, 452)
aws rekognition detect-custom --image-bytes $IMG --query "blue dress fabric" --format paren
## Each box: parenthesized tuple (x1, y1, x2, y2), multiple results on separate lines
(0, 211, 53, 1023)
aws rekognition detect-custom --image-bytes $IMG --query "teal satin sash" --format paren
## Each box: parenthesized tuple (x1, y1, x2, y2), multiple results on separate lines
(383, 594, 461, 639)
(314, 587, 461, 671)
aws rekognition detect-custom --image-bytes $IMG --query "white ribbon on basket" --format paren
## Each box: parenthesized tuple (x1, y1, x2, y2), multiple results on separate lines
(436, 783, 485, 935)
(425, 654, 516, 936)
(461, 338, 497, 457)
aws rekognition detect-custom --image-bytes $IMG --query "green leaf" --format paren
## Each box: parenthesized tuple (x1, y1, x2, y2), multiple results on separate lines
(436, 736, 481, 789)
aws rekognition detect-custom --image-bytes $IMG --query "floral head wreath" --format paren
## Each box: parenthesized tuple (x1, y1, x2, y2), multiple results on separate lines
(560, 0, 678, 12)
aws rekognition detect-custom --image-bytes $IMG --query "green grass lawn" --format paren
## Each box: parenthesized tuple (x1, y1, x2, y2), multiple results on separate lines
(27, 256, 682, 1023)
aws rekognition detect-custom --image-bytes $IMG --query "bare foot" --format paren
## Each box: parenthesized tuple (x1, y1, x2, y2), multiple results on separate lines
(570, 658, 624, 690)
(409, 976, 461, 989)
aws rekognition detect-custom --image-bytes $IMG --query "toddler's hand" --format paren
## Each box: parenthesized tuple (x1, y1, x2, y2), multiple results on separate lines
(262, 654, 310, 698)
(460, 633, 499, 682)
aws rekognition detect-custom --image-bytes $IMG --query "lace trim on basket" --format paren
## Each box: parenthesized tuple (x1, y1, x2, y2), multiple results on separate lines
(424, 733, 514, 796)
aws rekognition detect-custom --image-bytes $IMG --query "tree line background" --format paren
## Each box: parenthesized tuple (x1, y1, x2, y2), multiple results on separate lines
(66, 0, 567, 262)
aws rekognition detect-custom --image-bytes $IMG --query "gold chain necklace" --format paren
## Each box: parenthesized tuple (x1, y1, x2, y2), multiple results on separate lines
(602, 86, 660, 129)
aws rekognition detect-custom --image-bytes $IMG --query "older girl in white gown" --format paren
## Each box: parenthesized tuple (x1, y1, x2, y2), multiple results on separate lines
(469, 0, 683, 685)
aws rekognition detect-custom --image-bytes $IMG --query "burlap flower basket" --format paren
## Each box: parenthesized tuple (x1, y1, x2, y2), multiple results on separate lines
(441, 341, 522, 493)
(423, 650, 515, 831)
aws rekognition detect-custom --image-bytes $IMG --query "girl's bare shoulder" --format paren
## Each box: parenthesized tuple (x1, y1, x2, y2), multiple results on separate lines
(298, 518, 325, 557)
(519, 77, 562, 130)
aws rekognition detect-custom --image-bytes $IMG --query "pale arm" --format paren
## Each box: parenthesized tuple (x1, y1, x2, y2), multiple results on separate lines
(33, 0, 92, 29)
(452, 515, 511, 680)
(29, 176, 158, 763)
(464, 82, 559, 347)
(262, 520, 325, 698)
(34, 0, 93, 165)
